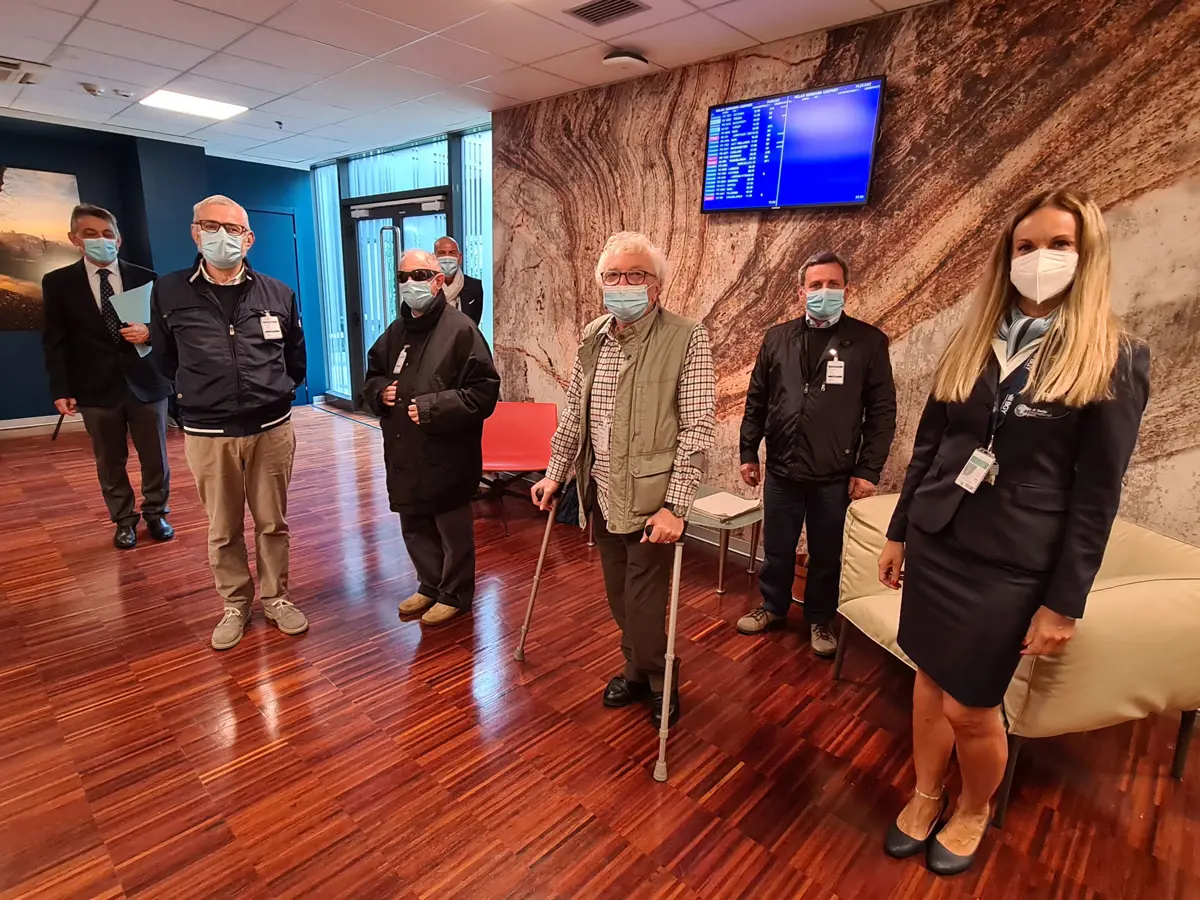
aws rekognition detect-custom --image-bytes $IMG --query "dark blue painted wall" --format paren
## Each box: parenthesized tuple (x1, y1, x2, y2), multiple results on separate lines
(0, 118, 324, 420)
(204, 157, 326, 397)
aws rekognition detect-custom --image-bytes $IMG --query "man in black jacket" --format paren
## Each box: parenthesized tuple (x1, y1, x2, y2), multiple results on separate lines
(737, 251, 897, 657)
(362, 249, 500, 628)
(433, 236, 484, 327)
(150, 194, 308, 651)
(42, 204, 174, 550)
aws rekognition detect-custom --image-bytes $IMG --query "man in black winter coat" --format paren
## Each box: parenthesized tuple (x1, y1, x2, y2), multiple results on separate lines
(737, 250, 897, 658)
(362, 249, 500, 627)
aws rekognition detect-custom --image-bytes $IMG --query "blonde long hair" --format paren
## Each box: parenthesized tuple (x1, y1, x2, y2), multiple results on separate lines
(932, 189, 1120, 407)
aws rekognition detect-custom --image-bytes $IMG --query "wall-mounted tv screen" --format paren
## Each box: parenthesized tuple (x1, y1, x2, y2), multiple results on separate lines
(701, 77, 885, 213)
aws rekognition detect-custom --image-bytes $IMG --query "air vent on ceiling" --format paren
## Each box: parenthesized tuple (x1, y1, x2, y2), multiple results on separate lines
(0, 56, 48, 85)
(565, 0, 647, 27)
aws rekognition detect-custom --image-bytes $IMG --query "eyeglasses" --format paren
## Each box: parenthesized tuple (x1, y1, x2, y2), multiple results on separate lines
(194, 219, 249, 236)
(397, 269, 438, 283)
(601, 270, 654, 286)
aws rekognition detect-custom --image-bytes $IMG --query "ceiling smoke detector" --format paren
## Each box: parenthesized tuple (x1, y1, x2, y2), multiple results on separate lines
(602, 49, 650, 70)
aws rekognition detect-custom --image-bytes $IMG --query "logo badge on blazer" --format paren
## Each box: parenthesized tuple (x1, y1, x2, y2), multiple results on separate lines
(1014, 403, 1054, 419)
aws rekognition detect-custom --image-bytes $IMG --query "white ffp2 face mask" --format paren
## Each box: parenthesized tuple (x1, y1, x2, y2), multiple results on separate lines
(1010, 249, 1078, 304)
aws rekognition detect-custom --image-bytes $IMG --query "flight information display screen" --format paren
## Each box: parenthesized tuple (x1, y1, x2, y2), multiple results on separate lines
(701, 77, 885, 213)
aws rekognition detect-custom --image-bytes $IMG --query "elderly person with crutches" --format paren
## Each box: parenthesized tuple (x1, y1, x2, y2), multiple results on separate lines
(530, 231, 716, 734)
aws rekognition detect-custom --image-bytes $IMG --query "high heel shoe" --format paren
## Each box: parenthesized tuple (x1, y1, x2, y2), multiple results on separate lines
(884, 788, 948, 858)
(926, 803, 990, 876)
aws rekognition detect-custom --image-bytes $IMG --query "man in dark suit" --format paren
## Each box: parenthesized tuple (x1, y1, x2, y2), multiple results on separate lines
(433, 236, 484, 327)
(42, 204, 174, 549)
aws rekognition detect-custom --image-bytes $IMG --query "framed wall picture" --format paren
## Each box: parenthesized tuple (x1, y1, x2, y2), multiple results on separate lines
(0, 167, 82, 331)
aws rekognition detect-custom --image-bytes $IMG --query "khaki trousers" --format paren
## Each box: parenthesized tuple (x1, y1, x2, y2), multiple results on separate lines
(184, 421, 295, 615)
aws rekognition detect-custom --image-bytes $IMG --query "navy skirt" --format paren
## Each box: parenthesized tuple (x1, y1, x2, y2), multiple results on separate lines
(898, 524, 1048, 708)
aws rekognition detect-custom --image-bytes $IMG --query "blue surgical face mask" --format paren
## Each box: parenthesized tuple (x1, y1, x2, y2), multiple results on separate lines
(603, 286, 650, 324)
(437, 256, 460, 278)
(82, 237, 119, 266)
(399, 280, 436, 313)
(199, 227, 245, 269)
(806, 288, 845, 322)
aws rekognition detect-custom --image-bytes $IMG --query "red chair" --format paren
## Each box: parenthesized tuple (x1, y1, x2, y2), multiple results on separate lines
(477, 401, 559, 534)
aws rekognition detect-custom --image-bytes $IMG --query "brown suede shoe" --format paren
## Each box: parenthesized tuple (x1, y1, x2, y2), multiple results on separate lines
(421, 602, 463, 627)
(398, 592, 436, 617)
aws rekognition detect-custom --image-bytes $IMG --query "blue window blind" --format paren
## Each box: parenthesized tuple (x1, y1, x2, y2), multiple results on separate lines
(462, 128, 493, 346)
(348, 139, 449, 197)
(312, 164, 351, 398)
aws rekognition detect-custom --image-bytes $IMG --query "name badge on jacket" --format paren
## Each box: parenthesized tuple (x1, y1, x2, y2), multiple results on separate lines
(260, 314, 283, 340)
(393, 346, 409, 375)
(826, 359, 845, 386)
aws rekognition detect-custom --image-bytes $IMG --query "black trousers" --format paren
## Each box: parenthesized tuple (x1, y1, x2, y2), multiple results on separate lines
(758, 474, 850, 626)
(592, 501, 677, 691)
(78, 391, 170, 528)
(399, 503, 476, 609)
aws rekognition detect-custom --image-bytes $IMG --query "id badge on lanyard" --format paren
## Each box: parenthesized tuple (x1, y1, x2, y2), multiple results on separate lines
(956, 354, 1035, 494)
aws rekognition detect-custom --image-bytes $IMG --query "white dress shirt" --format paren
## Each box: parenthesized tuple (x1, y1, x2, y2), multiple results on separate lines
(84, 258, 123, 308)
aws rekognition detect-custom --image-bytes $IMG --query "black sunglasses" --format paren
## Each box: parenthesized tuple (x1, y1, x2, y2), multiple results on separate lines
(397, 269, 438, 283)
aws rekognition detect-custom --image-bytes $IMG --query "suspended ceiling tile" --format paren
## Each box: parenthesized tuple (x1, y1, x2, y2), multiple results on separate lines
(49, 45, 183, 89)
(0, 32, 59, 64)
(342, 0, 501, 34)
(108, 102, 213, 134)
(66, 19, 215, 70)
(469, 66, 585, 103)
(244, 133, 350, 162)
(287, 60, 452, 111)
(223, 26, 368, 77)
(265, 0, 427, 57)
(179, 0, 293, 23)
(88, 0, 255, 49)
(190, 53, 322, 95)
(705, 0, 880, 44)
(0, 0, 79, 42)
(440, 3, 596, 65)
(12, 83, 132, 122)
(619, 11, 757, 70)
(381, 35, 518, 83)
(256, 94, 360, 127)
(423, 84, 516, 114)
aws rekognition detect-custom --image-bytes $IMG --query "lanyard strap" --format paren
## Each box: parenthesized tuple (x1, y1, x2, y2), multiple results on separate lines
(989, 354, 1036, 448)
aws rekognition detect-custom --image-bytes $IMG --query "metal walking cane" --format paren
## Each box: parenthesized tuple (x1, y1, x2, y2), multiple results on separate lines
(513, 491, 559, 663)
(653, 535, 685, 783)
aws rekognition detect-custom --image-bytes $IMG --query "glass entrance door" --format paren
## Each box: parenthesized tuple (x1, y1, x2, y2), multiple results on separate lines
(346, 195, 448, 403)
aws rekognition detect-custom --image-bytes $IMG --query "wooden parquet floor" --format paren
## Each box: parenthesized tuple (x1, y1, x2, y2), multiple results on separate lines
(1, 408, 1196, 900)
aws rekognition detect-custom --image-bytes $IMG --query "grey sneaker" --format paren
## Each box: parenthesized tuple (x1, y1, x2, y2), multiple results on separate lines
(263, 598, 309, 636)
(211, 607, 248, 651)
(737, 605, 785, 635)
(811, 623, 838, 659)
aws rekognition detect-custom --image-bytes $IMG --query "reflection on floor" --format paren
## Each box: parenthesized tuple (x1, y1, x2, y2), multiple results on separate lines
(1, 407, 1195, 899)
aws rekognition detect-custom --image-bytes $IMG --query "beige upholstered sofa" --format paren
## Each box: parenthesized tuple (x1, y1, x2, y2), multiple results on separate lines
(835, 494, 1200, 824)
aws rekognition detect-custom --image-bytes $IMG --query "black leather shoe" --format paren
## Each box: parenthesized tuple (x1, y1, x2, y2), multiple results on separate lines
(145, 517, 175, 542)
(603, 675, 650, 708)
(649, 691, 681, 728)
(114, 524, 137, 550)
(926, 807, 990, 876)
(884, 794, 948, 858)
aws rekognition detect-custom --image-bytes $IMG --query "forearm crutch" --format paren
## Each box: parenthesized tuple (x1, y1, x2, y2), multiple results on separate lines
(514, 494, 559, 663)
(653, 537, 685, 782)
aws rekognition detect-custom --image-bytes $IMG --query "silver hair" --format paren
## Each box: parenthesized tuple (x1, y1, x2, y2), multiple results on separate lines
(798, 250, 850, 285)
(192, 194, 248, 223)
(594, 231, 669, 285)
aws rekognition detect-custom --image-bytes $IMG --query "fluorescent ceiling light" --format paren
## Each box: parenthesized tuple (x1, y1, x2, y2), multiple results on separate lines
(139, 89, 247, 120)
